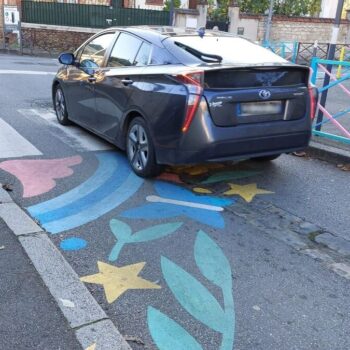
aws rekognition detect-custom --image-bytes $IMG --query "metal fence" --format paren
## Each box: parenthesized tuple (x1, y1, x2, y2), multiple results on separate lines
(262, 41, 298, 63)
(310, 57, 350, 144)
(22, 1, 169, 28)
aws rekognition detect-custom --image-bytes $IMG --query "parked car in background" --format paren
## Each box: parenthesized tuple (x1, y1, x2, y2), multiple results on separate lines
(53, 26, 317, 177)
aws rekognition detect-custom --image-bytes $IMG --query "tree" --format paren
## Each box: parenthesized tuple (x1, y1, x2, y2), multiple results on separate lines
(208, 0, 322, 20)
(163, 0, 181, 11)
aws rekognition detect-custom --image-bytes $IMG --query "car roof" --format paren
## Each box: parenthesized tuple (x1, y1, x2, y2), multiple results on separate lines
(99, 26, 235, 46)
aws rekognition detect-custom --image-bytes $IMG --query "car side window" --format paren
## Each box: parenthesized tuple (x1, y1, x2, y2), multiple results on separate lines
(80, 32, 115, 68)
(108, 33, 143, 67)
(134, 42, 151, 66)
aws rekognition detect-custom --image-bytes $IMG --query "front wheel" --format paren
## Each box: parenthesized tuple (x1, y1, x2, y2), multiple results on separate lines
(54, 85, 70, 125)
(126, 117, 161, 177)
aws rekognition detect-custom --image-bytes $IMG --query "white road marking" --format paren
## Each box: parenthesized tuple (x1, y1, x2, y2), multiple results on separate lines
(146, 195, 224, 212)
(17, 109, 112, 152)
(0, 70, 56, 75)
(0, 118, 42, 158)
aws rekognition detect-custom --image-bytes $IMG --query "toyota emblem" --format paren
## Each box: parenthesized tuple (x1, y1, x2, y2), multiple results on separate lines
(259, 89, 271, 100)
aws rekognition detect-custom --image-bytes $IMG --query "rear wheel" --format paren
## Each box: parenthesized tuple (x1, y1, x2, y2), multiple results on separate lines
(54, 85, 70, 125)
(126, 117, 161, 177)
(253, 154, 281, 162)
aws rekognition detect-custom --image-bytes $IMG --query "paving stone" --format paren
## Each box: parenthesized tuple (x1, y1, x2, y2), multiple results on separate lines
(315, 233, 350, 256)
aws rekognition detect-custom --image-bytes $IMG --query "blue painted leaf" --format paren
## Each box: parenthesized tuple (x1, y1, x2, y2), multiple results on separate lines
(161, 256, 226, 333)
(194, 230, 232, 290)
(109, 219, 132, 242)
(131, 222, 183, 243)
(147, 307, 203, 350)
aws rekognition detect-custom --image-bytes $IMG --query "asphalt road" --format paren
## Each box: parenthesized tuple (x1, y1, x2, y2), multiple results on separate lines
(0, 219, 81, 350)
(0, 53, 349, 350)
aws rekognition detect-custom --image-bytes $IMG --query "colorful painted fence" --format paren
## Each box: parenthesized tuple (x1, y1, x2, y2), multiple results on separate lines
(311, 57, 350, 144)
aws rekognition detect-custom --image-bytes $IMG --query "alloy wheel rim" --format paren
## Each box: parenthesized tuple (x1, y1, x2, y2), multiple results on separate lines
(128, 124, 149, 171)
(55, 89, 65, 121)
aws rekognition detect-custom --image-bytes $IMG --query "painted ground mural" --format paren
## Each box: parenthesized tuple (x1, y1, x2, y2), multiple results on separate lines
(0, 150, 275, 350)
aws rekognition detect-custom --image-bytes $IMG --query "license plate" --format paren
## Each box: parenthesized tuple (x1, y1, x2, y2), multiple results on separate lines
(239, 101, 282, 116)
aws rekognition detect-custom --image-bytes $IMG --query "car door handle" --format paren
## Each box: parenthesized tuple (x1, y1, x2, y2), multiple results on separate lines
(121, 78, 133, 86)
(88, 76, 96, 83)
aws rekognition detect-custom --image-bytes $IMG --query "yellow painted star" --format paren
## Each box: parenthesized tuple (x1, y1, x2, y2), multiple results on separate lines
(193, 187, 213, 194)
(80, 261, 161, 303)
(85, 343, 96, 350)
(224, 183, 274, 202)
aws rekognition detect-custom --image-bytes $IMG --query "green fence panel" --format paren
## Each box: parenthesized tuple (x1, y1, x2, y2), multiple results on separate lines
(22, 1, 169, 28)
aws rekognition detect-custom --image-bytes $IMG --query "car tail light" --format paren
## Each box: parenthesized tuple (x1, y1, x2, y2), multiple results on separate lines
(308, 67, 318, 120)
(308, 86, 318, 120)
(175, 71, 204, 132)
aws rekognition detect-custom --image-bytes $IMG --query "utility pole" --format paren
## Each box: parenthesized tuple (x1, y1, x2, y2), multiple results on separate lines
(169, 0, 174, 26)
(264, 0, 274, 44)
(315, 0, 345, 131)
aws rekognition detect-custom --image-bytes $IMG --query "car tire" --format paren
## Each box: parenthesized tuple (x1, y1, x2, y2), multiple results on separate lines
(126, 117, 161, 178)
(54, 85, 70, 125)
(253, 154, 281, 162)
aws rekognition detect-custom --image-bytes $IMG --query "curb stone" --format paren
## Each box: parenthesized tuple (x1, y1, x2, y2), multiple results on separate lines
(307, 140, 350, 165)
(0, 185, 131, 350)
(229, 198, 350, 281)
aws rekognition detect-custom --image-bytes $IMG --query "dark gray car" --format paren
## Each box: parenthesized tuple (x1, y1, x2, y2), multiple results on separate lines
(53, 26, 317, 177)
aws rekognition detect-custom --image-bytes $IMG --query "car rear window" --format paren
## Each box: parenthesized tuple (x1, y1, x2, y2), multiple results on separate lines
(169, 36, 286, 65)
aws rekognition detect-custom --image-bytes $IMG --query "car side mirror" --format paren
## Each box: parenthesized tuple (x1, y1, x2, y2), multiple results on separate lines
(58, 52, 75, 66)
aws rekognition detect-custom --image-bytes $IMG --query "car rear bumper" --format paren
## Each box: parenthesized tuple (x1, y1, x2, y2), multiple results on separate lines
(155, 102, 312, 165)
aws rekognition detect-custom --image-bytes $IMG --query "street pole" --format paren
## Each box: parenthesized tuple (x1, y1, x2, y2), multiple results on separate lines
(264, 0, 274, 45)
(169, 0, 174, 26)
(1, 3, 5, 49)
(315, 0, 345, 131)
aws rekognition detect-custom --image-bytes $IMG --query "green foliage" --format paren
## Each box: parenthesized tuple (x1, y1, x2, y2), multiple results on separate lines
(208, 0, 322, 20)
(163, 0, 181, 11)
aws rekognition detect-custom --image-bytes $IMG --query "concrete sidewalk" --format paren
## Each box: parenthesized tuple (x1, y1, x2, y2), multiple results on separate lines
(0, 218, 81, 350)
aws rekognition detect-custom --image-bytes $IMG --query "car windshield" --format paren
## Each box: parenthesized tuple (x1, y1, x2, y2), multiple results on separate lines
(170, 36, 287, 65)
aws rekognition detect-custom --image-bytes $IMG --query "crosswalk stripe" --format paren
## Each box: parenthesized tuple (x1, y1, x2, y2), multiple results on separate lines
(0, 70, 56, 75)
(18, 109, 112, 152)
(0, 118, 42, 159)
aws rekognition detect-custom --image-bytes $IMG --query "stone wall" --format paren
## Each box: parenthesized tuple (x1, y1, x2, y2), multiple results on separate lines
(21, 23, 99, 56)
(230, 11, 350, 44)
(254, 15, 350, 43)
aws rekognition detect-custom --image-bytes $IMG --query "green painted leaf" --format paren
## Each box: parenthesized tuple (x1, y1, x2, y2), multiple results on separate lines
(148, 307, 203, 350)
(201, 171, 261, 185)
(194, 230, 232, 290)
(131, 222, 183, 243)
(161, 256, 226, 333)
(109, 219, 132, 241)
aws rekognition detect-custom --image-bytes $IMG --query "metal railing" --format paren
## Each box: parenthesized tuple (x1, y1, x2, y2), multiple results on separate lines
(311, 57, 350, 144)
(262, 41, 298, 63)
(21, 1, 169, 28)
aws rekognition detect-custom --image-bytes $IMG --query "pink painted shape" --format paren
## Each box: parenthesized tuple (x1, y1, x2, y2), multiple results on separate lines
(157, 172, 184, 184)
(318, 64, 350, 97)
(318, 104, 350, 138)
(0, 156, 82, 198)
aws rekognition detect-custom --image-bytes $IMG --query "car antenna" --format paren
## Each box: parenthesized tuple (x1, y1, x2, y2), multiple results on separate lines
(197, 27, 205, 38)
